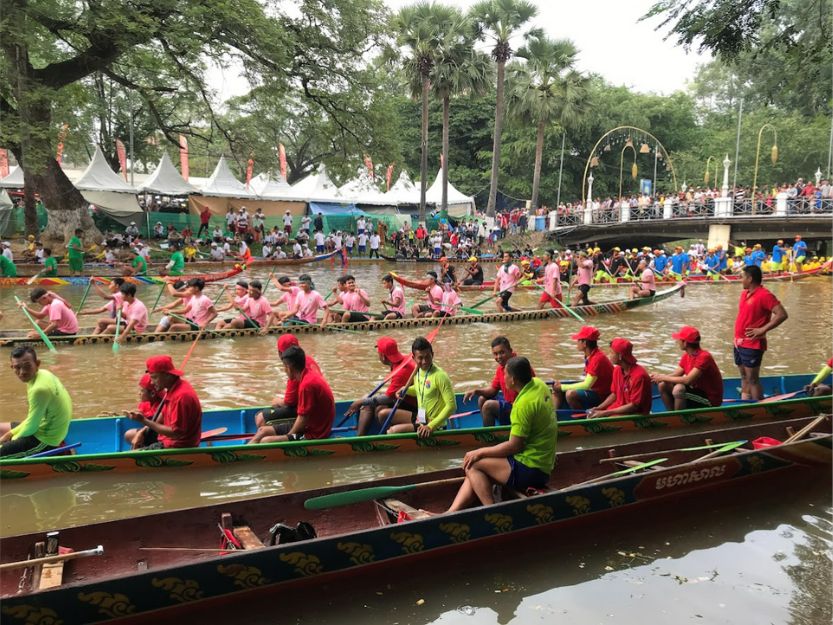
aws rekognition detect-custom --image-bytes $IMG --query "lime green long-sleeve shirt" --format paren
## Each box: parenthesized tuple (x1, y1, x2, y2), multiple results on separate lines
(11, 369, 72, 446)
(406, 364, 455, 431)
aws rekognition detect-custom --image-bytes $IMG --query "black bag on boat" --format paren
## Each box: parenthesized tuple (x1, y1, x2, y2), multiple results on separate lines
(267, 521, 317, 546)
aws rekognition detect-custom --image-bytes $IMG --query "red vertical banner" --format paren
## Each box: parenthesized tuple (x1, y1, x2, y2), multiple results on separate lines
(0, 150, 8, 179)
(56, 123, 69, 165)
(278, 144, 287, 180)
(115, 139, 128, 180)
(179, 134, 189, 181)
(363, 154, 374, 178)
(245, 157, 254, 189)
(439, 153, 444, 170)
(386, 163, 394, 191)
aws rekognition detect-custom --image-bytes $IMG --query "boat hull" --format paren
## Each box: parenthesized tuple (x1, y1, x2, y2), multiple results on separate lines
(0, 266, 244, 288)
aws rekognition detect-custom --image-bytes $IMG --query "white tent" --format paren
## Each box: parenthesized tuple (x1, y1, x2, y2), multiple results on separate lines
(425, 169, 475, 217)
(138, 153, 196, 195)
(251, 172, 302, 201)
(338, 168, 391, 206)
(0, 166, 24, 189)
(290, 165, 342, 203)
(383, 171, 420, 206)
(198, 156, 254, 198)
(74, 146, 142, 219)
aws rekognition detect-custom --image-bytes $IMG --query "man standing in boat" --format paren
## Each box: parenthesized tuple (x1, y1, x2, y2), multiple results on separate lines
(493, 252, 522, 312)
(652, 326, 724, 410)
(552, 325, 614, 412)
(538, 250, 563, 309)
(587, 338, 652, 418)
(571, 250, 594, 306)
(448, 356, 556, 511)
(0, 347, 72, 458)
(733, 265, 789, 400)
(464, 336, 531, 427)
(125, 355, 202, 449)
(249, 345, 334, 444)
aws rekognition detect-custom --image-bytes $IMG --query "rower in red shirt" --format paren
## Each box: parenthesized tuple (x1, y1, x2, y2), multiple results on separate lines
(250, 345, 335, 443)
(733, 265, 789, 400)
(552, 325, 613, 411)
(463, 336, 533, 426)
(348, 336, 417, 435)
(126, 355, 202, 449)
(588, 338, 652, 418)
(253, 334, 321, 430)
(651, 326, 724, 410)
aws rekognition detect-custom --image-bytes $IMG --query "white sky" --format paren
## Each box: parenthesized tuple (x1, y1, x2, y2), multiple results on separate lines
(208, 0, 709, 100)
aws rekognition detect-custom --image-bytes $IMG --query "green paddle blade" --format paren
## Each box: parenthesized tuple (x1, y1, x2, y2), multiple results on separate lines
(304, 483, 417, 510)
(112, 309, 121, 353)
(609, 457, 668, 478)
(459, 306, 484, 315)
(15, 296, 57, 353)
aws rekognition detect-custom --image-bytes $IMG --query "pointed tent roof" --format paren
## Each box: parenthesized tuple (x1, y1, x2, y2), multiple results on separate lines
(74, 146, 136, 192)
(199, 156, 254, 198)
(425, 169, 475, 209)
(338, 168, 390, 205)
(383, 171, 420, 205)
(138, 153, 196, 195)
(250, 172, 301, 200)
(0, 166, 24, 189)
(290, 165, 342, 202)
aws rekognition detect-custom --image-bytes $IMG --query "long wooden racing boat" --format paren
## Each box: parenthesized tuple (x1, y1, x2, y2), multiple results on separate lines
(0, 265, 244, 288)
(1, 416, 829, 625)
(0, 283, 684, 348)
(2, 373, 828, 482)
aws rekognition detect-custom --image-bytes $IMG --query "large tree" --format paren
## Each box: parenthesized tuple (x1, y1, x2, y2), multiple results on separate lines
(471, 0, 538, 216)
(0, 0, 388, 241)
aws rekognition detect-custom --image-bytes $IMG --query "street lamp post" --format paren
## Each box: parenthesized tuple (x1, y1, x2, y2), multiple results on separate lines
(815, 167, 823, 186)
(751, 123, 778, 215)
(586, 173, 594, 209)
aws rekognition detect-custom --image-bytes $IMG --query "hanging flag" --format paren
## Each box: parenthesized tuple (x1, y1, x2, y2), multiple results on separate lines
(363, 155, 374, 178)
(115, 138, 128, 181)
(278, 144, 287, 180)
(386, 163, 394, 191)
(245, 157, 254, 189)
(439, 153, 444, 170)
(56, 123, 69, 165)
(0, 150, 8, 179)
(179, 134, 189, 181)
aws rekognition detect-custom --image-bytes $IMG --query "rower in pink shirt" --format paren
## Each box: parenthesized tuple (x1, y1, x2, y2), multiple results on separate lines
(168, 278, 217, 332)
(412, 271, 444, 318)
(290, 274, 329, 327)
(381, 274, 407, 320)
(493, 252, 522, 312)
(19, 288, 79, 337)
(571, 250, 595, 306)
(538, 250, 563, 309)
(339, 275, 372, 323)
(240, 280, 272, 328)
(434, 283, 461, 317)
(116, 283, 148, 342)
(630, 259, 657, 299)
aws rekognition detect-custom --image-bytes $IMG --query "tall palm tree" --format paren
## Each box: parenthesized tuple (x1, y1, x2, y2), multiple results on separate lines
(395, 1, 458, 224)
(471, 0, 538, 217)
(507, 35, 586, 210)
(431, 21, 493, 213)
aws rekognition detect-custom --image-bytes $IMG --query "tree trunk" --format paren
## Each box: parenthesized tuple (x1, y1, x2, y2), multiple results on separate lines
(441, 94, 450, 214)
(419, 75, 430, 225)
(486, 60, 506, 217)
(22, 169, 38, 237)
(531, 119, 546, 211)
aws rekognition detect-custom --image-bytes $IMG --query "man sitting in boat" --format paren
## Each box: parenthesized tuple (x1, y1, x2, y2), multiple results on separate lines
(249, 346, 334, 444)
(805, 358, 833, 397)
(339, 276, 372, 323)
(0, 347, 72, 458)
(411, 272, 443, 318)
(163, 278, 218, 332)
(125, 355, 202, 450)
(218, 280, 271, 330)
(587, 339, 652, 419)
(381, 337, 455, 438)
(629, 259, 656, 299)
(214, 280, 249, 329)
(19, 288, 79, 338)
(448, 356, 556, 511)
(464, 336, 532, 427)
(652, 326, 724, 410)
(349, 337, 417, 436)
(380, 274, 407, 320)
(462, 257, 484, 285)
(429, 282, 462, 318)
(552, 325, 613, 412)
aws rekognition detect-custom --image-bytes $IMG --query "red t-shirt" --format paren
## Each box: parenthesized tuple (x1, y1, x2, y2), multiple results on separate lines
(297, 368, 335, 440)
(679, 349, 723, 407)
(200, 210, 211, 225)
(609, 365, 652, 415)
(734, 286, 780, 350)
(158, 378, 202, 448)
(137, 400, 161, 418)
(386, 359, 416, 398)
(491, 353, 535, 403)
(585, 348, 614, 398)
(284, 355, 320, 406)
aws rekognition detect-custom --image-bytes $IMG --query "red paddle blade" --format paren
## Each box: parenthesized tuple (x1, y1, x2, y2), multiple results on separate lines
(200, 427, 228, 440)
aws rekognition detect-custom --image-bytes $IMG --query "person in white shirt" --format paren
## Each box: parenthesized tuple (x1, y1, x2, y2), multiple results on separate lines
(2, 242, 13, 261)
(104, 247, 116, 264)
(357, 231, 368, 256)
(283, 211, 293, 234)
(369, 232, 381, 258)
(302, 244, 313, 257)
(357, 216, 366, 235)
(212, 226, 223, 241)
(225, 208, 237, 231)
(261, 243, 273, 258)
(333, 232, 342, 250)
(223, 239, 232, 256)
(314, 230, 326, 253)
(292, 240, 302, 258)
(210, 243, 225, 261)
(300, 215, 311, 234)
(34, 245, 45, 263)
(345, 233, 356, 256)
(274, 248, 287, 259)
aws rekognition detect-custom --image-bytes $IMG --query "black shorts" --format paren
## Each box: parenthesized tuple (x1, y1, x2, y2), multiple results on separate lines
(384, 311, 403, 319)
(264, 405, 297, 426)
(499, 291, 513, 307)
(0, 435, 54, 458)
(682, 386, 712, 407)
(435, 311, 453, 318)
(267, 420, 303, 441)
(578, 284, 591, 295)
(733, 346, 764, 368)
(242, 318, 260, 329)
(135, 428, 162, 450)
(506, 457, 549, 490)
(416, 304, 433, 314)
(47, 330, 75, 337)
(344, 312, 370, 323)
(462, 278, 483, 285)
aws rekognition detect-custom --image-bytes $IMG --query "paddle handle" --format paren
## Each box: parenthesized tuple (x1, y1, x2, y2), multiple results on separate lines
(304, 476, 463, 510)
(0, 545, 103, 571)
(14, 296, 57, 353)
(380, 367, 418, 433)
(29, 442, 82, 458)
(784, 413, 830, 444)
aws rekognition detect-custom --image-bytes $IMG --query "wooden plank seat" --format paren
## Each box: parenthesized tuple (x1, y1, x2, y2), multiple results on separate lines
(379, 498, 433, 521)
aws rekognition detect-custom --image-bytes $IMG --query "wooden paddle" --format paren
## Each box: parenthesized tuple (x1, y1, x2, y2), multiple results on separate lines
(77, 277, 96, 311)
(15, 296, 57, 353)
(212, 285, 228, 306)
(200, 427, 228, 440)
(304, 476, 464, 510)
(600, 440, 748, 464)
(150, 283, 167, 314)
(26, 268, 47, 285)
(783, 413, 830, 444)
(572, 457, 669, 488)
(691, 440, 747, 461)
(29, 442, 82, 458)
(179, 324, 207, 370)
(112, 309, 122, 353)
(0, 545, 104, 572)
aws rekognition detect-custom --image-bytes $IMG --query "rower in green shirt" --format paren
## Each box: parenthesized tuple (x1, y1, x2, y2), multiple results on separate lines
(167, 249, 185, 276)
(0, 347, 72, 458)
(131, 250, 148, 276)
(448, 356, 556, 511)
(0, 252, 17, 277)
(67, 228, 84, 275)
(42, 248, 58, 277)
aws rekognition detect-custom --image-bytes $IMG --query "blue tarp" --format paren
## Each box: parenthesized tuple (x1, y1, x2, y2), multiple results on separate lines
(308, 202, 362, 216)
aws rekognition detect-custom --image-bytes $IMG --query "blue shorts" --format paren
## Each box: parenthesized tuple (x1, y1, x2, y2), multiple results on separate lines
(496, 399, 513, 426)
(506, 457, 549, 491)
(572, 389, 602, 409)
(358, 246, 366, 253)
(734, 346, 764, 368)
(316, 245, 324, 253)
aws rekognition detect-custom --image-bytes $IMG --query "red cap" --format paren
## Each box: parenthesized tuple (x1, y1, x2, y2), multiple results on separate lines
(376, 336, 405, 364)
(571, 325, 600, 341)
(610, 338, 637, 365)
(672, 326, 701, 343)
(138, 373, 154, 390)
(277, 334, 299, 353)
(145, 355, 184, 377)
